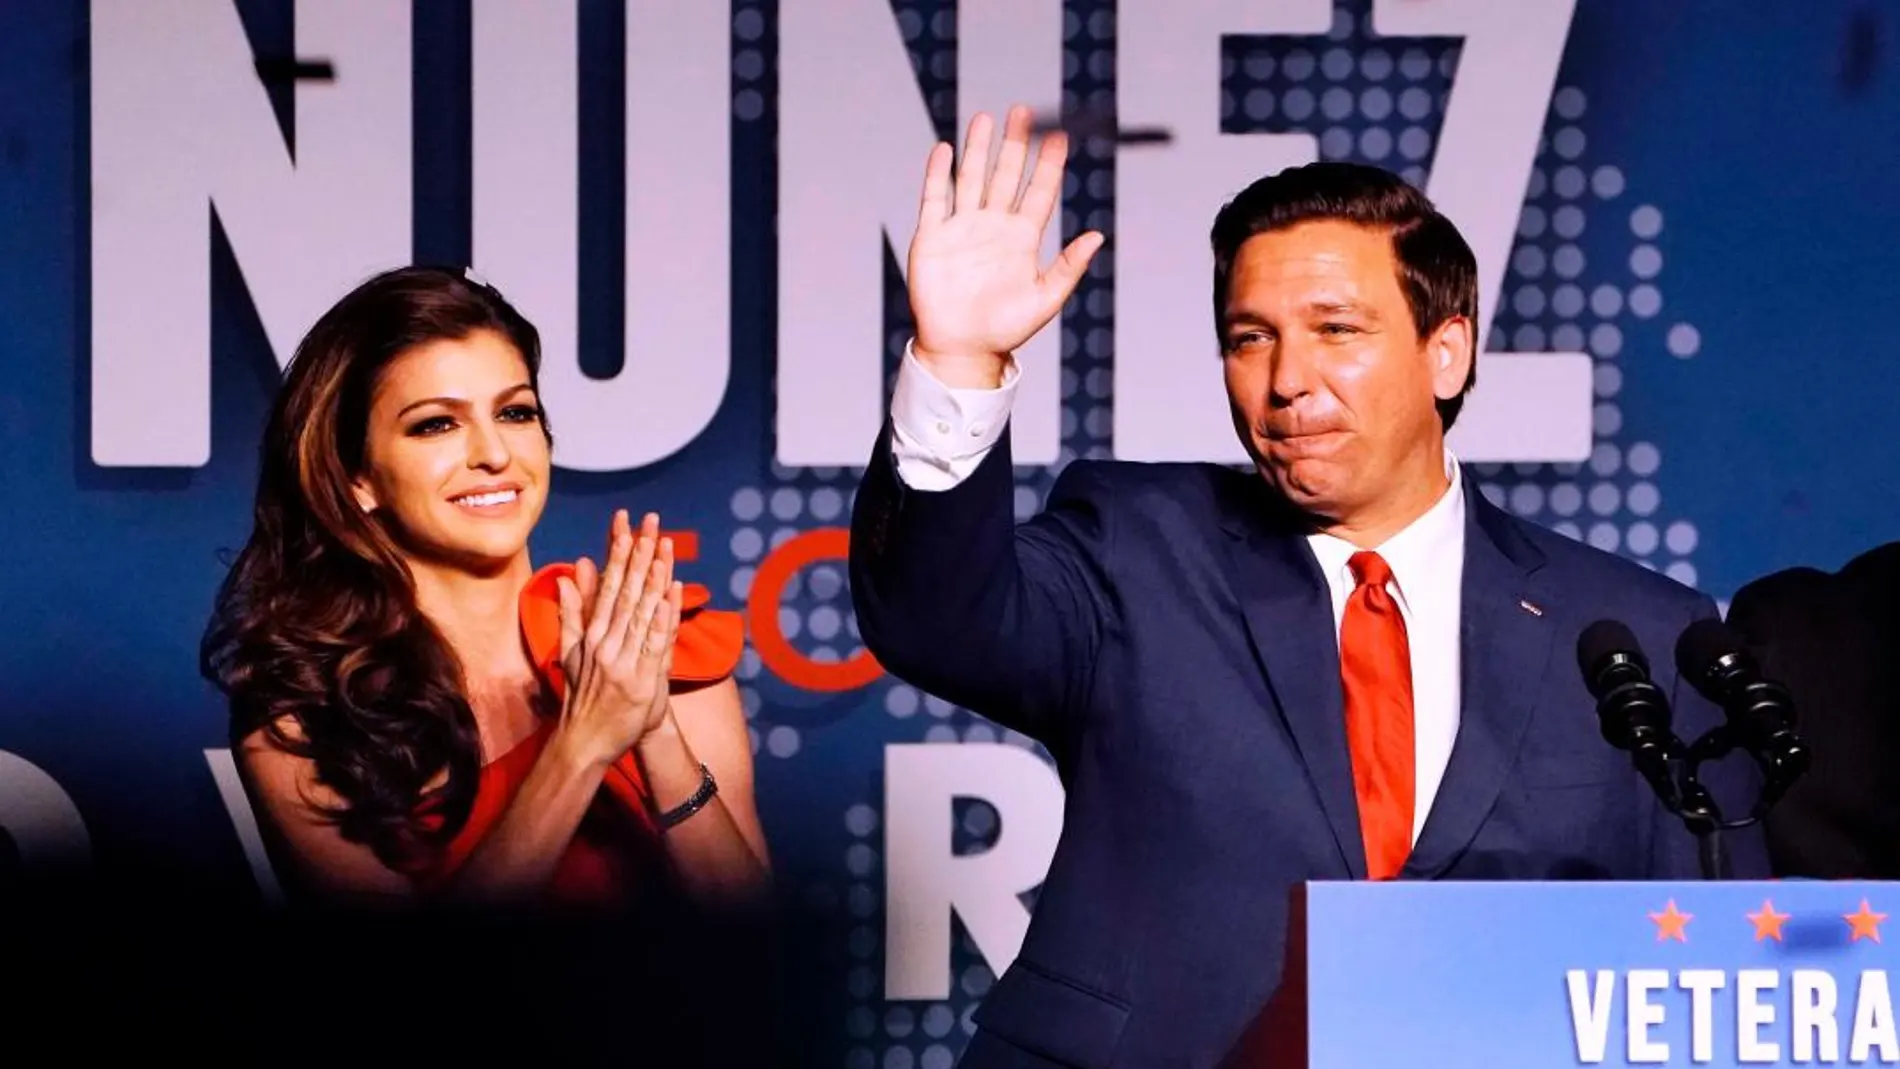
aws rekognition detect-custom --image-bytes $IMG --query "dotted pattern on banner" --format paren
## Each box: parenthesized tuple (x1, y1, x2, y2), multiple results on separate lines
(1470, 115, 1703, 588)
(736, 2, 1710, 1065)
(1220, 9, 1458, 189)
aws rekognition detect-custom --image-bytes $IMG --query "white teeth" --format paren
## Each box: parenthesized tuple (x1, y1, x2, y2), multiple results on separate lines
(455, 490, 518, 507)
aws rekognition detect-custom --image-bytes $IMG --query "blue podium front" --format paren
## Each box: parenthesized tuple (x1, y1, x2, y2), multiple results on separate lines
(1245, 880, 1900, 1068)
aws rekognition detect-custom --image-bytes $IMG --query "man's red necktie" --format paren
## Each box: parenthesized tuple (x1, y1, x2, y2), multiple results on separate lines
(1339, 551, 1415, 880)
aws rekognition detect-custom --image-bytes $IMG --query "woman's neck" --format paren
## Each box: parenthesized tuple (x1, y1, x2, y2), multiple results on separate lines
(408, 553, 537, 680)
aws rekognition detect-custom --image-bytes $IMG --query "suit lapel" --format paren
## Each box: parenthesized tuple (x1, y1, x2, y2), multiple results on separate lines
(1403, 481, 1554, 878)
(1221, 496, 1365, 878)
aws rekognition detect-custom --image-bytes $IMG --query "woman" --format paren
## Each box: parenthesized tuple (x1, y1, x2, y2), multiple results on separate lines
(201, 266, 769, 909)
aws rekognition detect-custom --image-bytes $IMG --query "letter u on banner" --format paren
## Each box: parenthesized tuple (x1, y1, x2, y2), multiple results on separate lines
(471, 0, 731, 472)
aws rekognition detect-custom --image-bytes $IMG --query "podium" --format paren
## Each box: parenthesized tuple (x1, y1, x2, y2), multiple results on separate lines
(1233, 880, 1900, 1068)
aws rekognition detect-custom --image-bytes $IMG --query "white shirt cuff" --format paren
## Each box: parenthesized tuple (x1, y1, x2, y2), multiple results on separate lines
(888, 340, 1019, 490)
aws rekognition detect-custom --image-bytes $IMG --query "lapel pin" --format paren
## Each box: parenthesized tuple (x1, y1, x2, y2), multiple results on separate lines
(1518, 599, 1544, 617)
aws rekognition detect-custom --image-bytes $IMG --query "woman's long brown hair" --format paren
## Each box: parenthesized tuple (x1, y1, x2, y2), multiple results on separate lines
(201, 266, 550, 873)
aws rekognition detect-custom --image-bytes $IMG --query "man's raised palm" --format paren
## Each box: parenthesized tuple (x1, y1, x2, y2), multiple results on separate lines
(907, 106, 1105, 387)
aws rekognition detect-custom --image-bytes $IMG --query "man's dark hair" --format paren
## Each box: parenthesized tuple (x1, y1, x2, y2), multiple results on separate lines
(1210, 161, 1479, 429)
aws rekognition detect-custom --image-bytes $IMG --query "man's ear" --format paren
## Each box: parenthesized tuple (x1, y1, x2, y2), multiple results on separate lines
(1428, 316, 1475, 404)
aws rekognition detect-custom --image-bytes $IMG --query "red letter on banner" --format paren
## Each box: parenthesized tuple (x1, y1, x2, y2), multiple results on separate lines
(749, 528, 883, 691)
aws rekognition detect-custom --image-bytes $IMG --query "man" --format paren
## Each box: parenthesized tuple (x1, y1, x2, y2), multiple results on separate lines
(850, 106, 1767, 1068)
(1727, 543, 1900, 878)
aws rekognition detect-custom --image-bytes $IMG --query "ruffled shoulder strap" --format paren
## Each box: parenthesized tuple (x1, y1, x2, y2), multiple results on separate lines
(517, 561, 744, 701)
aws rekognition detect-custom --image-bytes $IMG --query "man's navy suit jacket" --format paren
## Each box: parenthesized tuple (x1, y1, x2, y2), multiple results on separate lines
(850, 429, 1768, 1069)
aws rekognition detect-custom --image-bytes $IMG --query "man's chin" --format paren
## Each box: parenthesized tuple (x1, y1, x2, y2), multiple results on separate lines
(1253, 462, 1346, 522)
(1255, 459, 1316, 498)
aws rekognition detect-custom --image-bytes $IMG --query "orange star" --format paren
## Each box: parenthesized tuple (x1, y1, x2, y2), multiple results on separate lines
(1846, 899, 1888, 943)
(1649, 899, 1693, 942)
(1747, 900, 1790, 941)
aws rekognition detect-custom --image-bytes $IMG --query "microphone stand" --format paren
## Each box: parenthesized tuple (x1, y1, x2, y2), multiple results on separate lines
(1698, 831, 1727, 882)
(1669, 722, 1796, 881)
(1673, 779, 1727, 881)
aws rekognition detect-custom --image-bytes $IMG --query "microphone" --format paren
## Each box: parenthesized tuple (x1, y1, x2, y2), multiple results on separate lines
(1577, 620, 1684, 810)
(1674, 618, 1811, 803)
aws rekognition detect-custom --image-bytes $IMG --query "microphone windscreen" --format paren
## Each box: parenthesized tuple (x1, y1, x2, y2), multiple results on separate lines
(1674, 617, 1744, 681)
(1578, 619, 1644, 679)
